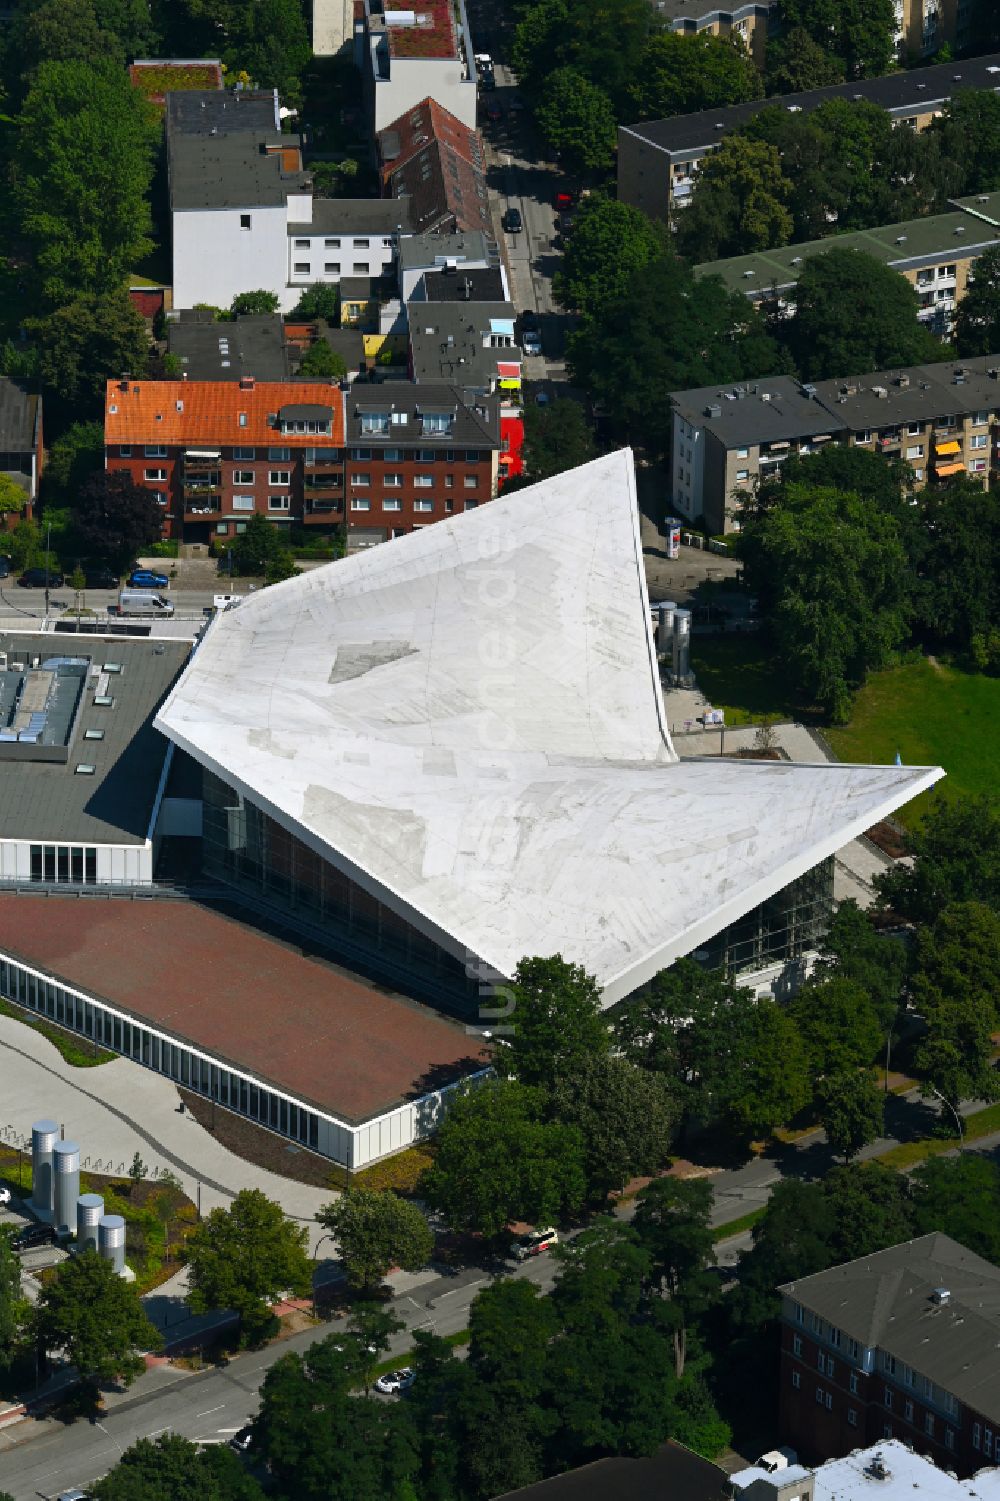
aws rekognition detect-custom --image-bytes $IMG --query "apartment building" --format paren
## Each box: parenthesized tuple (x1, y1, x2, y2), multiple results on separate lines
(377, 96, 493, 238)
(650, 0, 774, 64)
(695, 192, 1000, 336)
(104, 377, 346, 546)
(670, 354, 1000, 532)
(356, 0, 477, 133)
(0, 377, 42, 525)
(777, 1235, 1000, 1476)
(343, 383, 500, 549)
(618, 52, 1000, 223)
(398, 231, 499, 301)
(167, 90, 415, 312)
(733, 1442, 1000, 1501)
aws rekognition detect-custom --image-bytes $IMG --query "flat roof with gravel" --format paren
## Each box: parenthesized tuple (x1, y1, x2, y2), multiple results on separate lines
(0, 894, 485, 1122)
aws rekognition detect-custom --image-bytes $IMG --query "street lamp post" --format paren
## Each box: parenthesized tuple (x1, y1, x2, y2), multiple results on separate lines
(928, 1085, 964, 1148)
(44, 520, 51, 618)
(312, 1231, 338, 1319)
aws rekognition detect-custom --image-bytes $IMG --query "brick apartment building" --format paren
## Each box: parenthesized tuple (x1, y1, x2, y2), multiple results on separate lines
(778, 1234, 1000, 1479)
(104, 377, 501, 548)
(0, 377, 42, 526)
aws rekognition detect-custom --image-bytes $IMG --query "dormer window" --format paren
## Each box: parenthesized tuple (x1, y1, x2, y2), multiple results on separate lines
(359, 412, 390, 435)
(276, 404, 333, 437)
(420, 410, 454, 435)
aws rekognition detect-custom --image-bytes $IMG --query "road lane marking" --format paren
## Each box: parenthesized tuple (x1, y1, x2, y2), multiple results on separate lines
(196, 1404, 225, 1417)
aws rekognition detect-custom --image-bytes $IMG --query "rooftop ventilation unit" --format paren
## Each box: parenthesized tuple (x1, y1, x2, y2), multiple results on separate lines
(932, 1287, 951, 1305)
(895, 235, 907, 244)
(873, 385, 888, 398)
(706, 403, 721, 417)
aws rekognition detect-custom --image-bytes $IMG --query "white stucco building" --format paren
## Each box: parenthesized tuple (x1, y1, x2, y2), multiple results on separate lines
(357, 0, 477, 133)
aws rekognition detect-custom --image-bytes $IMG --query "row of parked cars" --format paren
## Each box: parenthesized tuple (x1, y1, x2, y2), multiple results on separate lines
(0, 561, 170, 590)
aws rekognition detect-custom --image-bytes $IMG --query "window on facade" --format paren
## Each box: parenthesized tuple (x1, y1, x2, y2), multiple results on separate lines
(383, 474, 402, 487)
(119, 445, 131, 457)
(925, 1414, 934, 1437)
(986, 1429, 994, 1458)
(883, 1354, 896, 1374)
(144, 468, 166, 481)
(232, 495, 255, 511)
(295, 238, 310, 248)
(464, 499, 478, 510)
(352, 473, 370, 487)
(233, 446, 255, 460)
(971, 433, 988, 448)
(463, 476, 478, 488)
(414, 498, 433, 512)
(145, 445, 167, 458)
(915, 468, 925, 480)
(906, 445, 923, 459)
(829, 1329, 841, 1349)
(416, 448, 436, 462)
(269, 470, 291, 486)
(359, 413, 390, 435)
(325, 237, 340, 248)
(904, 1400, 914, 1421)
(826, 1393, 833, 1411)
(815, 1387, 824, 1405)
(353, 238, 370, 249)
(465, 450, 481, 462)
(233, 470, 254, 485)
(907, 423, 923, 436)
(945, 1429, 955, 1450)
(352, 263, 367, 274)
(737, 446, 750, 458)
(973, 410, 989, 425)
(793, 1335, 802, 1356)
(240, 214, 251, 229)
(792, 1372, 801, 1389)
(850, 1372, 859, 1394)
(848, 1409, 858, 1427)
(350, 447, 371, 460)
(268, 495, 290, 511)
(414, 474, 433, 488)
(884, 1389, 893, 1409)
(444, 474, 454, 488)
(445, 499, 454, 512)
(382, 498, 402, 511)
(382, 447, 402, 461)
(884, 1425, 893, 1440)
(324, 262, 340, 274)
(268, 447, 290, 462)
(421, 412, 453, 434)
(350, 497, 371, 511)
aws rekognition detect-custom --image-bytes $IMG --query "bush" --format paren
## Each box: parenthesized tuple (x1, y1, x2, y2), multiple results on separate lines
(146, 539, 178, 558)
(354, 1146, 435, 1194)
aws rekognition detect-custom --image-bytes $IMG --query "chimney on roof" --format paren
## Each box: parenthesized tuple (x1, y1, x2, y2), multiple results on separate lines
(240, 375, 255, 390)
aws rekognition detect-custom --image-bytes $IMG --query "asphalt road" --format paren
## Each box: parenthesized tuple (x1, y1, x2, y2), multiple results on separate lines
(0, 1254, 562, 1501)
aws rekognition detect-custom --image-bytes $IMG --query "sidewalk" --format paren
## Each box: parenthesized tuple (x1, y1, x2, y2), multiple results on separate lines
(0, 1015, 334, 1250)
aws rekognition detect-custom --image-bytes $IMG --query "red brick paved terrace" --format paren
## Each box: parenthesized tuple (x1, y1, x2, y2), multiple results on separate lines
(0, 895, 486, 1123)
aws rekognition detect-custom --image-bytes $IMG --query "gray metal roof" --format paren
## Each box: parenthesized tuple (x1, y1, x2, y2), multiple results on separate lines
(166, 89, 279, 136)
(0, 634, 190, 844)
(168, 128, 307, 211)
(779, 1233, 1000, 1424)
(622, 53, 1000, 157)
(346, 382, 499, 446)
(167, 314, 290, 382)
(398, 231, 490, 270)
(652, 0, 772, 19)
(811, 356, 1000, 430)
(424, 267, 506, 302)
(408, 300, 517, 389)
(289, 198, 414, 235)
(670, 376, 844, 446)
(0, 378, 38, 454)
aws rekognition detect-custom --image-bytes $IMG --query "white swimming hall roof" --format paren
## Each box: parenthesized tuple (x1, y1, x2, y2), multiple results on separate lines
(156, 450, 943, 1004)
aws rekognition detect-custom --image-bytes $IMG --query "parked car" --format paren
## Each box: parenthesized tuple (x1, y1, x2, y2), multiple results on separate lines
(0, 555, 10, 579)
(13, 1222, 56, 1251)
(485, 99, 503, 123)
(512, 1227, 559, 1261)
(480, 67, 496, 90)
(127, 568, 169, 588)
(57, 1490, 92, 1501)
(83, 567, 119, 590)
(474, 51, 493, 72)
(502, 207, 523, 234)
(534, 389, 551, 406)
(0, 1186, 11, 1206)
(519, 308, 539, 332)
(229, 1424, 254, 1454)
(375, 1368, 416, 1395)
(554, 186, 576, 210)
(521, 329, 542, 357)
(18, 567, 64, 588)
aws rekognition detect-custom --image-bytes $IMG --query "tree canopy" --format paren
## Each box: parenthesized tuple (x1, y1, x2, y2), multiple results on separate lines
(27, 289, 149, 416)
(677, 135, 793, 262)
(534, 69, 617, 171)
(92, 1433, 264, 1501)
(815, 1069, 885, 1162)
(74, 470, 163, 570)
(630, 31, 762, 122)
(317, 1188, 433, 1291)
(184, 1188, 312, 1345)
(772, 0, 895, 79)
(502, 955, 609, 1096)
(553, 197, 666, 322)
(912, 902, 1000, 1112)
(875, 796, 1000, 924)
(519, 399, 596, 483)
(37, 1249, 161, 1391)
(956, 244, 1000, 357)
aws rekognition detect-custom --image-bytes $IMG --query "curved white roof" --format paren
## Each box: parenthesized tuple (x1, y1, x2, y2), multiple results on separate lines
(157, 450, 942, 1003)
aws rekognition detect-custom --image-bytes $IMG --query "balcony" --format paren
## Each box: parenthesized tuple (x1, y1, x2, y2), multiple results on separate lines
(304, 472, 343, 491)
(304, 500, 343, 523)
(184, 501, 222, 520)
(183, 476, 222, 495)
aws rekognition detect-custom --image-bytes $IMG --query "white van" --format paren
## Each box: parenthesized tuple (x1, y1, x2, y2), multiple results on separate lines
(117, 589, 175, 617)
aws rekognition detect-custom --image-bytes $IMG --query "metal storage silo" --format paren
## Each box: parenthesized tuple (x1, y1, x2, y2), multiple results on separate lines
(76, 1194, 104, 1252)
(98, 1214, 126, 1275)
(53, 1142, 80, 1234)
(31, 1119, 59, 1215)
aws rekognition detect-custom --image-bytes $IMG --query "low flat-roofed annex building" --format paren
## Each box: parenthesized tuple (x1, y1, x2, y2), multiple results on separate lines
(155, 449, 942, 1012)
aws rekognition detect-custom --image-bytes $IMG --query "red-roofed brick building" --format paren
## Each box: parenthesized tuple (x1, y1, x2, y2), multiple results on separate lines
(104, 377, 347, 546)
(359, 0, 477, 132)
(377, 96, 492, 236)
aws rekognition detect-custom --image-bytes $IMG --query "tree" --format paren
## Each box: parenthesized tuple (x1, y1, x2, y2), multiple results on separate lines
(0, 474, 27, 516)
(15, 60, 156, 305)
(297, 340, 347, 379)
(676, 135, 793, 262)
(420, 1079, 586, 1237)
(520, 398, 596, 482)
(765, 26, 844, 94)
(42, 421, 105, 508)
(956, 244, 1000, 356)
(907, 479, 1000, 653)
(725, 998, 811, 1140)
(291, 283, 341, 321)
(737, 483, 911, 721)
(552, 196, 666, 322)
(822, 1162, 913, 1263)
(16, 0, 123, 97)
(28, 289, 149, 414)
(0, 1227, 29, 1373)
(787, 247, 948, 381)
(184, 1188, 312, 1344)
(569, 253, 786, 456)
(37, 1249, 161, 1391)
(92, 1432, 265, 1501)
(912, 902, 1000, 1114)
(316, 1187, 433, 1290)
(930, 89, 1000, 198)
(814, 898, 907, 1030)
(255, 1339, 420, 1501)
(631, 31, 762, 122)
(502, 954, 609, 1096)
(816, 1069, 885, 1161)
(468, 1277, 558, 1406)
(911, 1155, 1000, 1264)
(128, 1152, 147, 1184)
(179, 0, 311, 105)
(633, 1178, 717, 1378)
(788, 975, 883, 1077)
(512, 0, 656, 115)
(92, 0, 161, 57)
(875, 797, 1000, 924)
(229, 290, 280, 317)
(550, 1054, 677, 1200)
(773, 0, 895, 78)
(535, 68, 616, 171)
(230, 512, 295, 579)
(74, 471, 163, 571)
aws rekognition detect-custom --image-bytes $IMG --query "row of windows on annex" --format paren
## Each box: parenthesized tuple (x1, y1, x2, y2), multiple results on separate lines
(788, 1370, 960, 1453)
(111, 446, 340, 461)
(348, 496, 479, 514)
(0, 956, 320, 1151)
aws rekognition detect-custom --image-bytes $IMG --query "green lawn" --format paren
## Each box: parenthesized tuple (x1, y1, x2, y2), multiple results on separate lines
(690, 640, 1000, 827)
(826, 658, 1000, 827)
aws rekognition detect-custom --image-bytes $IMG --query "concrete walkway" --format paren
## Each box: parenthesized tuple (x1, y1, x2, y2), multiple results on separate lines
(0, 1015, 334, 1251)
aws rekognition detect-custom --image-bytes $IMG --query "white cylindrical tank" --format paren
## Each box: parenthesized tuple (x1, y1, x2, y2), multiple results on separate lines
(657, 601, 677, 649)
(31, 1120, 59, 1214)
(673, 608, 692, 680)
(53, 1142, 81, 1234)
(76, 1194, 104, 1253)
(98, 1214, 126, 1275)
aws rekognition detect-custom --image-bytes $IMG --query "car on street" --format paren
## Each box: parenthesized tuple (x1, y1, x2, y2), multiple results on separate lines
(480, 67, 496, 90)
(502, 207, 522, 234)
(534, 389, 550, 406)
(83, 567, 119, 590)
(127, 568, 169, 588)
(229, 1424, 254, 1453)
(13, 1222, 57, 1251)
(512, 1226, 559, 1260)
(57, 1490, 91, 1501)
(0, 555, 10, 579)
(0, 1186, 12, 1206)
(521, 329, 542, 356)
(18, 567, 64, 588)
(485, 99, 502, 122)
(554, 186, 576, 210)
(375, 1367, 416, 1395)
